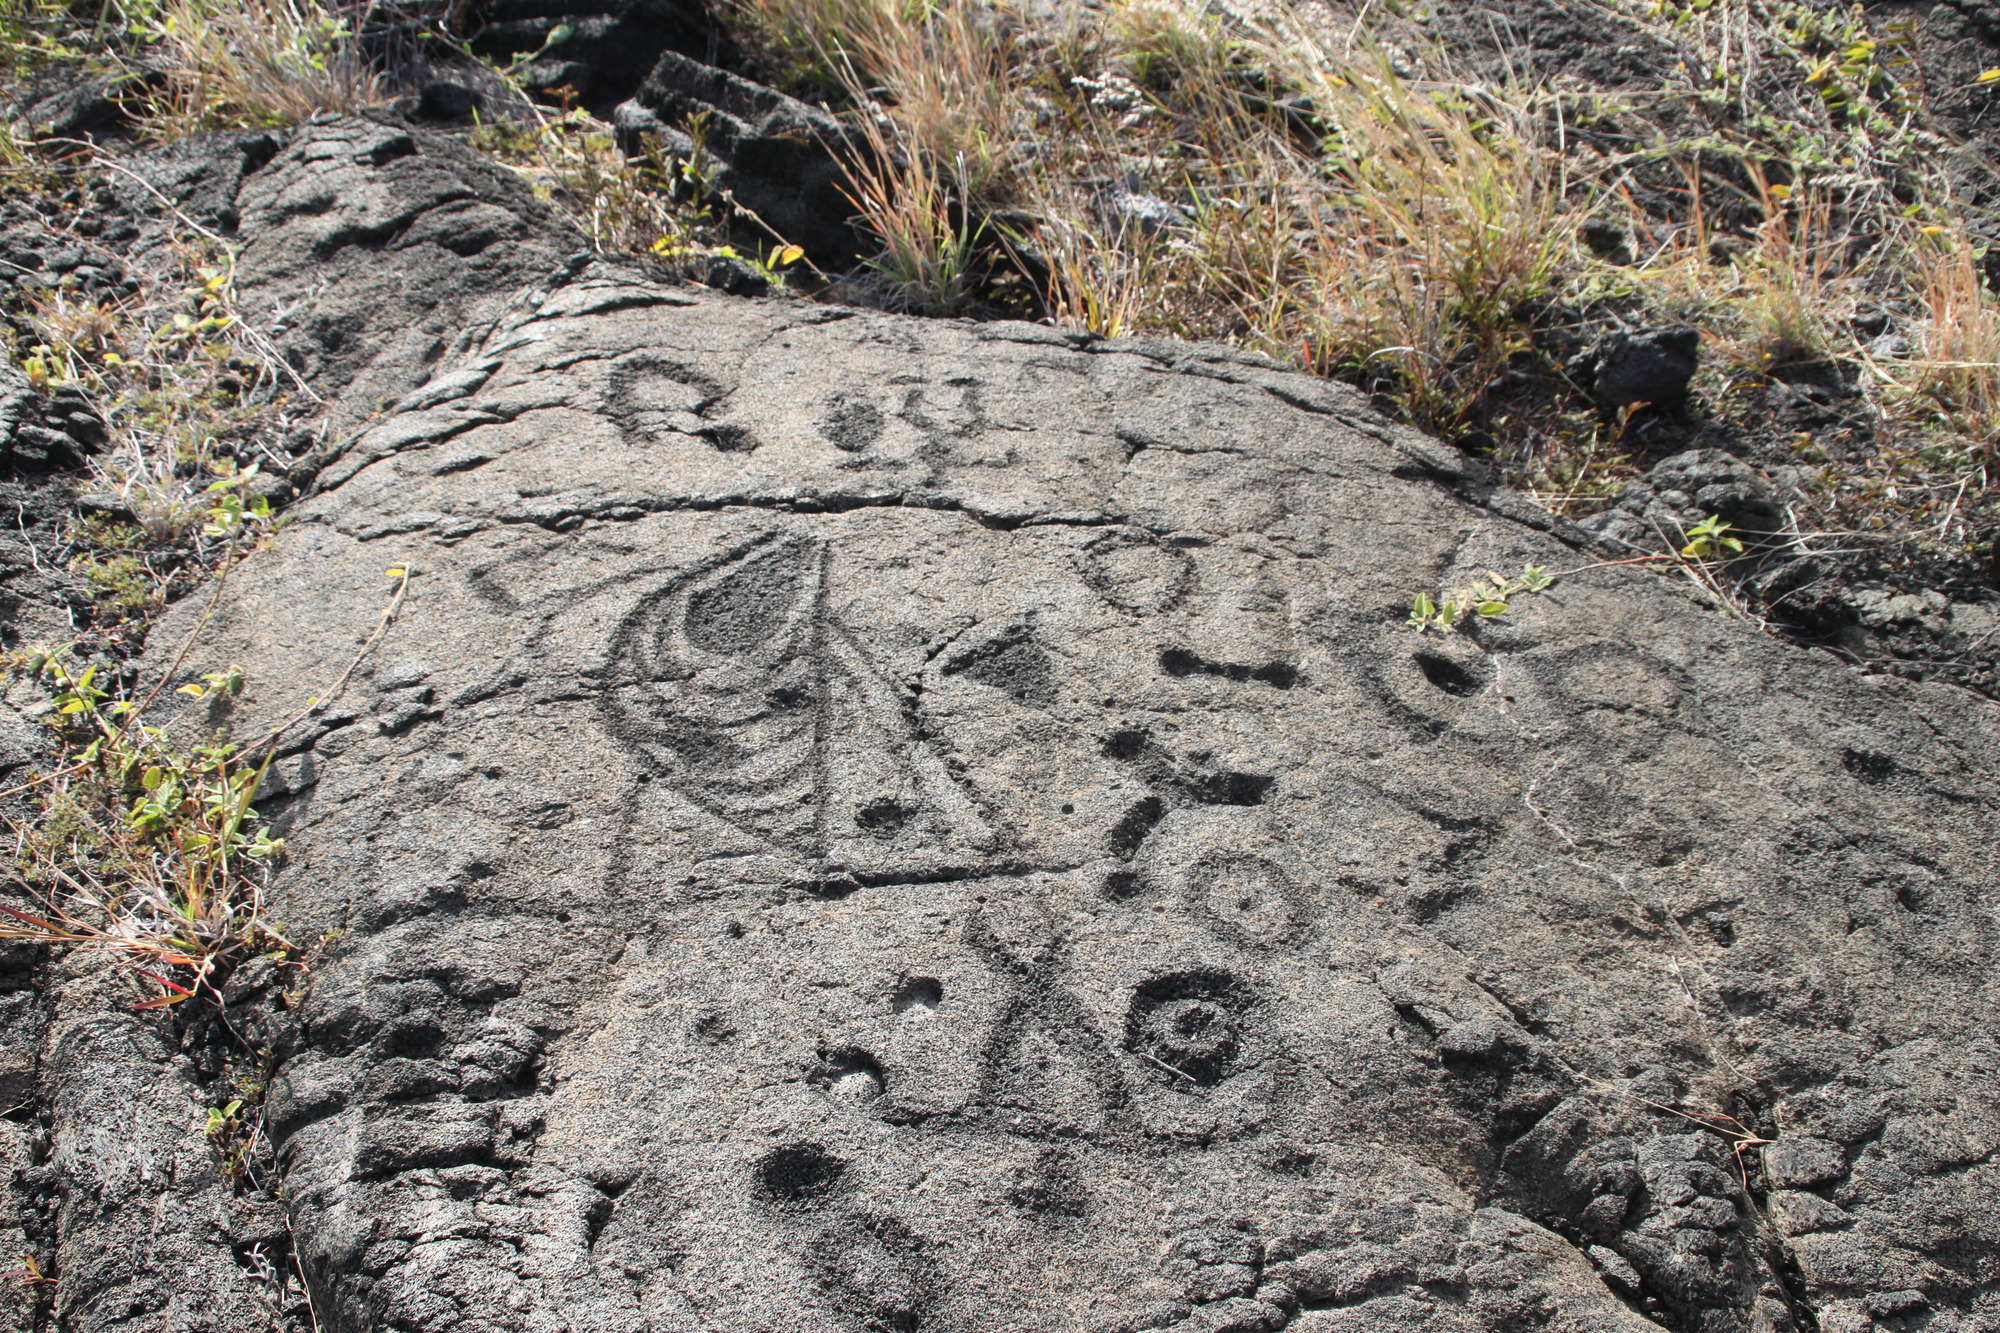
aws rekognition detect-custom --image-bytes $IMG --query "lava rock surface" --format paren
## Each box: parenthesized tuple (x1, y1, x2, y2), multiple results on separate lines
(14, 121, 2000, 1333)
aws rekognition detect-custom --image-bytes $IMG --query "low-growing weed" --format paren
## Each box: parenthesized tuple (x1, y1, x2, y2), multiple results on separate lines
(1409, 564, 1554, 633)
(1408, 517, 1758, 634)
(204, 1063, 275, 1186)
(471, 106, 805, 283)
(11, 238, 298, 575)
(1679, 514, 1745, 561)
(129, 0, 385, 137)
(0, 567, 410, 1010)
(1, 644, 292, 1010)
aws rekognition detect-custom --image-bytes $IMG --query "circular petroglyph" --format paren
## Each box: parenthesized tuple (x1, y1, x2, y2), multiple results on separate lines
(1080, 527, 1195, 616)
(816, 1048, 888, 1105)
(1124, 970, 1261, 1088)
(1186, 850, 1315, 948)
(891, 976, 943, 1015)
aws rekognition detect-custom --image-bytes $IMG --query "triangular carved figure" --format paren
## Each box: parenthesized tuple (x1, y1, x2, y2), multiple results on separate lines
(601, 534, 998, 879)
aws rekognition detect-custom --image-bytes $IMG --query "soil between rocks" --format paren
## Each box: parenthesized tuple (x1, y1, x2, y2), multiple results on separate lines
(1396, 0, 2000, 697)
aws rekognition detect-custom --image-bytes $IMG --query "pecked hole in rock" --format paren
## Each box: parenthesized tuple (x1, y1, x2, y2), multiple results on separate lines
(891, 977, 942, 1014)
(753, 1142, 847, 1207)
(816, 1048, 887, 1104)
(857, 797, 915, 837)
(1842, 748, 1899, 785)
(1413, 650, 1493, 697)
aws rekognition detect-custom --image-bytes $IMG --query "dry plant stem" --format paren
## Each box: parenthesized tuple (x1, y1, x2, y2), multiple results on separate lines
(250, 567, 411, 761)
(294, 1246, 325, 1333)
(79, 148, 323, 405)
(1567, 1068, 1775, 1197)
(134, 0, 386, 138)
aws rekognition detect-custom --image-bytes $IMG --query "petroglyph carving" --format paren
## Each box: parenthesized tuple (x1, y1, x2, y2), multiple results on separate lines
(599, 533, 999, 877)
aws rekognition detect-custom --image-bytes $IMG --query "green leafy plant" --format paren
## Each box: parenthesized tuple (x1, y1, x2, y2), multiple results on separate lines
(1408, 563, 1553, 633)
(0, 568, 410, 1010)
(1678, 515, 1744, 560)
(204, 1096, 243, 1136)
(0, 0, 91, 74)
(16, 243, 307, 548)
(203, 1070, 270, 1184)
(198, 461, 274, 540)
(1, 645, 289, 1009)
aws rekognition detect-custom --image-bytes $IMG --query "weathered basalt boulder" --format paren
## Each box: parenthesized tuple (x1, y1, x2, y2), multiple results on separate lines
(1577, 449, 1786, 551)
(25, 123, 2000, 1333)
(618, 50, 868, 266)
(468, 0, 739, 112)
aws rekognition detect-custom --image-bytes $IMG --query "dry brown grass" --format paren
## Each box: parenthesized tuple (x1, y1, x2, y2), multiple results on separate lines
(132, 0, 386, 138)
(712, 0, 1998, 594)
(21, 242, 305, 545)
(1897, 224, 2000, 460)
(9, 0, 1992, 646)
(742, 0, 1578, 432)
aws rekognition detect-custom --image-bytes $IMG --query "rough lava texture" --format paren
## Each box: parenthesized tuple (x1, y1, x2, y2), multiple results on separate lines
(466, 0, 739, 112)
(25, 122, 2000, 1333)
(616, 50, 869, 267)
(121, 118, 584, 439)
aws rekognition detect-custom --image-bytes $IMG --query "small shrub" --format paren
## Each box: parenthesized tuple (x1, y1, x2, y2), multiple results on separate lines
(17, 244, 296, 551)
(470, 108, 807, 283)
(1, 566, 408, 1009)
